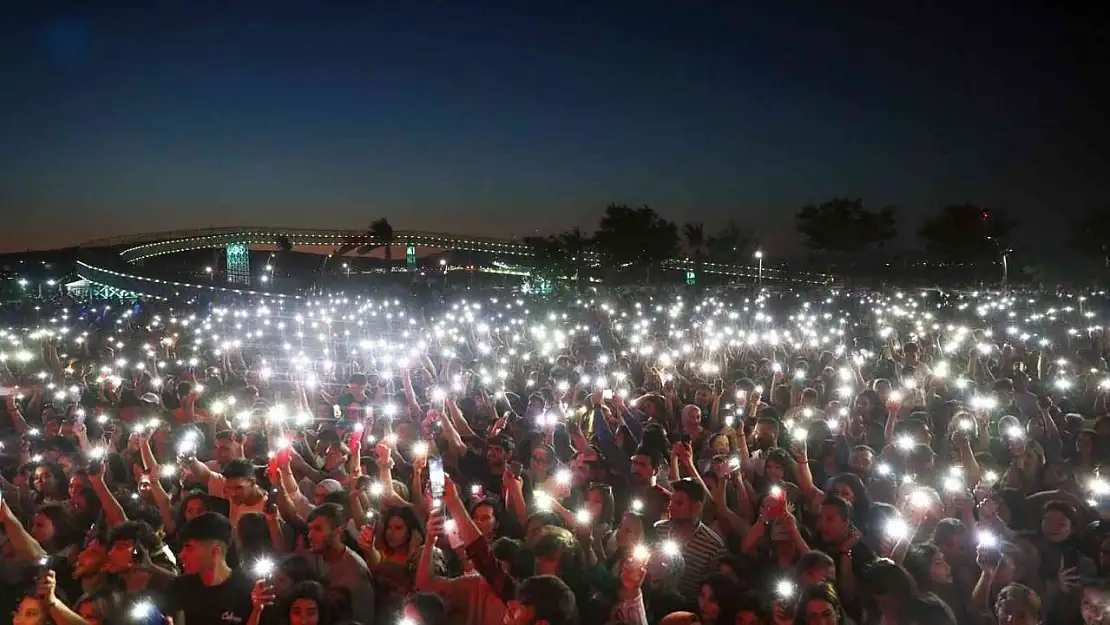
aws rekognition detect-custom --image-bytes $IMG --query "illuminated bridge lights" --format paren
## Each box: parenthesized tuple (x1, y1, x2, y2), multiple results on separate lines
(76, 226, 832, 299)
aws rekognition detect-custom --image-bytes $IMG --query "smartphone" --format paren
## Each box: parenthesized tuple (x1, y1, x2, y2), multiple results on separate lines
(129, 599, 166, 625)
(444, 513, 463, 549)
(36, 555, 51, 578)
(602, 389, 613, 401)
(265, 488, 278, 513)
(508, 461, 523, 479)
(429, 457, 445, 499)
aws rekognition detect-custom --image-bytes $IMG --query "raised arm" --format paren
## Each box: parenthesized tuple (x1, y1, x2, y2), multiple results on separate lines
(414, 509, 453, 595)
(88, 460, 128, 527)
(0, 500, 46, 560)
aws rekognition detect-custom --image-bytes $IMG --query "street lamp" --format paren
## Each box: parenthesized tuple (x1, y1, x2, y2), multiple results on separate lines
(754, 250, 764, 289)
(204, 266, 213, 280)
(986, 237, 1008, 291)
(440, 259, 448, 287)
(342, 263, 350, 279)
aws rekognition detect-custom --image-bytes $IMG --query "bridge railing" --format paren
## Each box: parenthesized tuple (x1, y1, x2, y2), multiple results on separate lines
(76, 248, 301, 301)
(84, 227, 534, 250)
(82, 226, 833, 289)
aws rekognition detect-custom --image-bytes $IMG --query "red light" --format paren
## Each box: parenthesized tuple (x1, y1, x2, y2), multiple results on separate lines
(981, 211, 989, 220)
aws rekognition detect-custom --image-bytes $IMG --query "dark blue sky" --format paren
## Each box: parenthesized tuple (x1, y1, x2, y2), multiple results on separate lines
(1, 1, 1108, 252)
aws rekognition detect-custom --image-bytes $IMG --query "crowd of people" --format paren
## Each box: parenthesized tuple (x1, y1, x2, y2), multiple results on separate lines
(0, 285, 1108, 625)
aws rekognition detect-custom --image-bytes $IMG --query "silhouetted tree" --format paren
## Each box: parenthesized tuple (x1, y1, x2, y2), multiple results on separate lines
(1069, 206, 1110, 268)
(795, 198, 896, 262)
(523, 228, 594, 283)
(369, 218, 395, 263)
(706, 222, 759, 265)
(556, 227, 593, 282)
(524, 235, 569, 281)
(683, 223, 707, 278)
(918, 204, 1015, 264)
(594, 204, 679, 283)
(356, 218, 395, 260)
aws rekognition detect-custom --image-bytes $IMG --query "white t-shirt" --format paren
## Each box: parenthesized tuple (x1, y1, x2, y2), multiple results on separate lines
(208, 474, 267, 529)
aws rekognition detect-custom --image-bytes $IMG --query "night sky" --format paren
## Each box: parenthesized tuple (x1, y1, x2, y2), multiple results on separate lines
(1, 1, 1108, 254)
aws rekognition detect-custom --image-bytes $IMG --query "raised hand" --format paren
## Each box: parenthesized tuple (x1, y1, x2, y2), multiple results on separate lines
(251, 579, 276, 609)
(1057, 562, 1081, 592)
(36, 569, 57, 605)
(426, 508, 446, 542)
(357, 524, 375, 553)
(375, 442, 391, 465)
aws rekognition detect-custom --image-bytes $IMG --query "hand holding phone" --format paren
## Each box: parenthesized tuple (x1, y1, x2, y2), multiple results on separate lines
(429, 457, 446, 499)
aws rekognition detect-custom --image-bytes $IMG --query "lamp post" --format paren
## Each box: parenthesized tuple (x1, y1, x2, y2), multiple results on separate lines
(440, 259, 448, 287)
(754, 250, 764, 289)
(986, 237, 1008, 291)
(204, 266, 213, 280)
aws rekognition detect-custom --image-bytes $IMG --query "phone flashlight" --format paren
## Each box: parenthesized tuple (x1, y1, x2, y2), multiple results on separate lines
(253, 557, 275, 579)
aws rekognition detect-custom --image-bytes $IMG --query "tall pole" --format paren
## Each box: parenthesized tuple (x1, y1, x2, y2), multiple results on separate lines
(987, 237, 1007, 291)
(755, 250, 764, 290)
(1001, 251, 1008, 291)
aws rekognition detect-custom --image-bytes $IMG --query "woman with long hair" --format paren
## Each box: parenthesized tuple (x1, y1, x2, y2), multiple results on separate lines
(235, 511, 277, 569)
(30, 462, 69, 505)
(861, 558, 920, 625)
(795, 582, 847, 625)
(902, 542, 969, 624)
(359, 505, 429, 622)
(696, 572, 740, 625)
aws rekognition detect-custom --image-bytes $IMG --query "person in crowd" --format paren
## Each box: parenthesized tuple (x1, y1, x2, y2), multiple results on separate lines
(2, 285, 1109, 625)
(164, 512, 255, 623)
(304, 503, 375, 623)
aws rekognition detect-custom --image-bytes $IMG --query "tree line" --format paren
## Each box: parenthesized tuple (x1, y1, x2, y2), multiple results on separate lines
(793, 198, 1109, 271)
(305, 200, 1109, 283)
(523, 204, 759, 283)
(523, 199, 1110, 283)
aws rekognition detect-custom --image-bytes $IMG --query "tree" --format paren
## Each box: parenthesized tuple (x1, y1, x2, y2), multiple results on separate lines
(683, 223, 707, 256)
(1069, 206, 1110, 268)
(594, 204, 679, 282)
(358, 218, 395, 262)
(269, 235, 293, 278)
(918, 205, 1015, 264)
(705, 222, 759, 265)
(524, 235, 569, 281)
(523, 228, 594, 283)
(795, 198, 896, 259)
(555, 227, 593, 281)
(683, 223, 707, 279)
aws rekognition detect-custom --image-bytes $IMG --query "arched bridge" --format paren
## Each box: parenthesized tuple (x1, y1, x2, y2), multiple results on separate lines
(75, 226, 832, 299)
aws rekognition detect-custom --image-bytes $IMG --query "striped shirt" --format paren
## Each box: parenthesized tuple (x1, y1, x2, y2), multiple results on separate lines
(656, 520, 724, 597)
